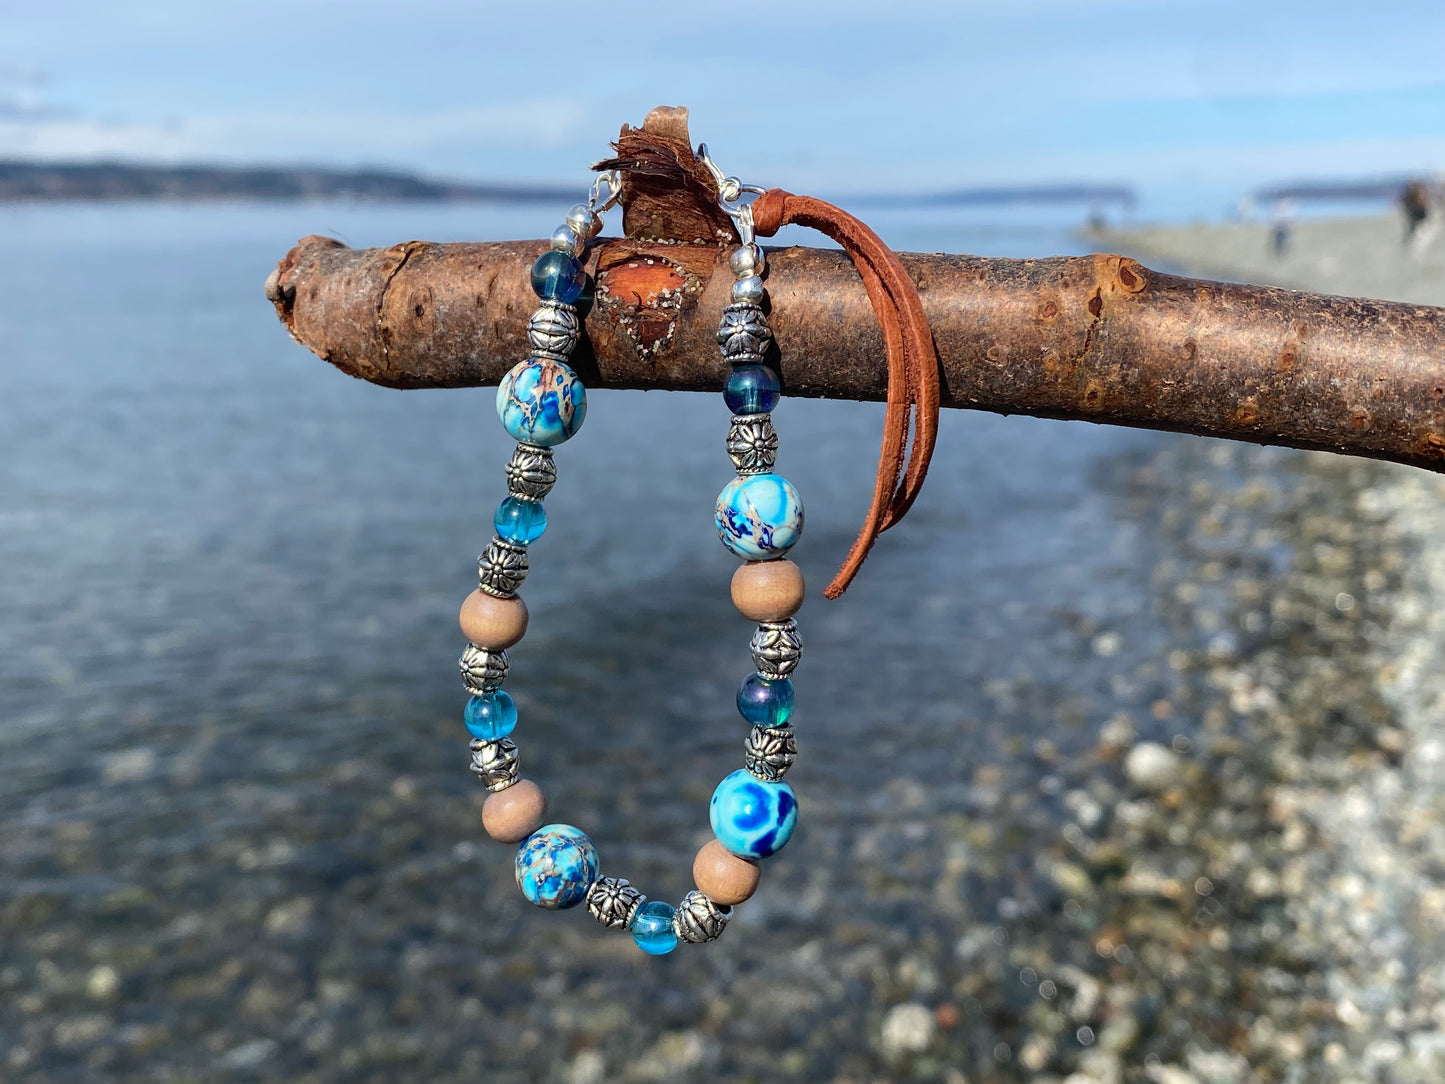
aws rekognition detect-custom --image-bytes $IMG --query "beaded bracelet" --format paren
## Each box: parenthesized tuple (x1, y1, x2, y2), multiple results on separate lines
(457, 156, 804, 955)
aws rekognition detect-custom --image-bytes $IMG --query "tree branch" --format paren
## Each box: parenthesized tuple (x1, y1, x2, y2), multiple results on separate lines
(265, 108, 1445, 474)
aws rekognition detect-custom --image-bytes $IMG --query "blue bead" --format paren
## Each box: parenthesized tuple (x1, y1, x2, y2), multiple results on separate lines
(723, 364, 780, 414)
(494, 496, 547, 544)
(715, 472, 804, 560)
(630, 899, 679, 955)
(496, 358, 587, 447)
(737, 673, 794, 727)
(464, 690, 517, 740)
(710, 769, 798, 859)
(531, 250, 586, 303)
(514, 824, 599, 909)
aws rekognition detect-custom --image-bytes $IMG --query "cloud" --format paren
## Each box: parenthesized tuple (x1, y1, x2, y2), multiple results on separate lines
(0, 99, 586, 166)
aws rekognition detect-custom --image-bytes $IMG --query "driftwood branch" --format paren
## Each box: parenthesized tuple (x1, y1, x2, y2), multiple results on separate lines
(266, 107, 1445, 473)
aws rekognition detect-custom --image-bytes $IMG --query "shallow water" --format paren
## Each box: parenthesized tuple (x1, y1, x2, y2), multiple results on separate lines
(3, 201, 1433, 1082)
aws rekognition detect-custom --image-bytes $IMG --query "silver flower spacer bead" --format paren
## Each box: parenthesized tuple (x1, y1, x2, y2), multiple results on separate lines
(716, 302, 772, 362)
(469, 737, 519, 791)
(526, 301, 580, 360)
(477, 538, 529, 598)
(751, 619, 802, 678)
(586, 877, 645, 930)
(744, 724, 798, 782)
(726, 413, 779, 474)
(459, 644, 509, 694)
(505, 443, 557, 501)
(674, 890, 731, 944)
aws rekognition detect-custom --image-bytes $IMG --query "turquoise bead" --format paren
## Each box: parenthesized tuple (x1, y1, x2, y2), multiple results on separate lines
(494, 496, 547, 544)
(737, 673, 794, 727)
(531, 250, 586, 303)
(724, 364, 780, 414)
(496, 358, 587, 447)
(464, 690, 517, 740)
(710, 769, 798, 859)
(514, 824, 598, 909)
(715, 472, 804, 560)
(630, 899, 679, 955)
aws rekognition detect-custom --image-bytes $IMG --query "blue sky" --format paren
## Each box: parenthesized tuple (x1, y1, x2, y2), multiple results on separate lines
(2, 0, 1443, 210)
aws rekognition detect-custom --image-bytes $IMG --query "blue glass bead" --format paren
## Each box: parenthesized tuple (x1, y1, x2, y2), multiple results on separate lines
(723, 364, 780, 415)
(715, 472, 804, 560)
(710, 769, 798, 859)
(737, 673, 795, 727)
(630, 899, 679, 956)
(531, 250, 587, 303)
(496, 358, 587, 447)
(464, 690, 518, 740)
(514, 824, 599, 909)
(494, 496, 547, 544)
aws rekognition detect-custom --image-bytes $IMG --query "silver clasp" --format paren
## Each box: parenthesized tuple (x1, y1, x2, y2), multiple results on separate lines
(696, 143, 766, 246)
(587, 170, 623, 216)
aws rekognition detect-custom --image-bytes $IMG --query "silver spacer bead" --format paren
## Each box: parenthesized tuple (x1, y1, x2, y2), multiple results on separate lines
(716, 302, 772, 362)
(729, 243, 765, 279)
(744, 724, 798, 782)
(731, 275, 766, 304)
(750, 619, 802, 679)
(726, 413, 779, 474)
(505, 442, 558, 500)
(586, 877, 645, 929)
(469, 737, 519, 791)
(675, 890, 731, 944)
(526, 301, 580, 360)
(459, 644, 509, 694)
(478, 538, 529, 598)
(549, 225, 582, 256)
(567, 203, 602, 241)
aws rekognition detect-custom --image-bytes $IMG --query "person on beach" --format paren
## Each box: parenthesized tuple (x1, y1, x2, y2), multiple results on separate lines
(1400, 180, 1436, 255)
(1270, 198, 1294, 258)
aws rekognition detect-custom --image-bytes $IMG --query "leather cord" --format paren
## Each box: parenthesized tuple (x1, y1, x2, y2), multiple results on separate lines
(750, 189, 941, 600)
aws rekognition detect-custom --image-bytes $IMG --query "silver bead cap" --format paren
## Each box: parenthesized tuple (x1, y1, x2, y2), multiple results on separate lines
(477, 538, 529, 598)
(506, 443, 558, 501)
(526, 301, 580, 361)
(716, 302, 772, 361)
(744, 724, 798, 782)
(750, 619, 802, 679)
(469, 737, 520, 791)
(459, 644, 509, 694)
(726, 413, 779, 475)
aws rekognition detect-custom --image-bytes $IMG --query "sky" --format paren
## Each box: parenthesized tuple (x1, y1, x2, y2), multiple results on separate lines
(2, 0, 1444, 213)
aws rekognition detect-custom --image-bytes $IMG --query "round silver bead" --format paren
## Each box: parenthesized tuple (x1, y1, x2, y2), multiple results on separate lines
(567, 204, 602, 240)
(505, 442, 558, 500)
(674, 890, 731, 944)
(586, 877, 645, 929)
(526, 302, 580, 360)
(716, 303, 772, 361)
(729, 243, 765, 279)
(459, 644, 509, 695)
(726, 413, 779, 474)
(469, 737, 519, 791)
(744, 724, 798, 782)
(478, 538, 529, 598)
(549, 225, 582, 256)
(731, 275, 766, 304)
(750, 619, 802, 679)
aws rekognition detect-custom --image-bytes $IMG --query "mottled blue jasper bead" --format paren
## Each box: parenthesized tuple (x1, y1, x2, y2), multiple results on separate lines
(514, 824, 599, 909)
(737, 673, 794, 727)
(710, 769, 798, 859)
(715, 472, 804, 561)
(494, 496, 547, 544)
(723, 364, 780, 415)
(496, 358, 587, 447)
(464, 689, 518, 740)
(530, 250, 586, 304)
(629, 899, 679, 956)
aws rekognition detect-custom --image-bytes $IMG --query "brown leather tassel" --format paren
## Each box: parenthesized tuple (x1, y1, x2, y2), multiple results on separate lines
(750, 189, 941, 599)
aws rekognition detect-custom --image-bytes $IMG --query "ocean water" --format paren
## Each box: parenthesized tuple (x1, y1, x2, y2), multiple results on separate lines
(0, 200, 1321, 1080)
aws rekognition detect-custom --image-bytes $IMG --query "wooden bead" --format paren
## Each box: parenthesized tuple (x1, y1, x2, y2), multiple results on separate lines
(730, 559, 805, 622)
(459, 590, 528, 649)
(692, 839, 761, 906)
(482, 779, 547, 843)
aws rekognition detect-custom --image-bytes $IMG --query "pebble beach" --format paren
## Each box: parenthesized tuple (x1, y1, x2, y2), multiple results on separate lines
(4, 205, 1445, 1083)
